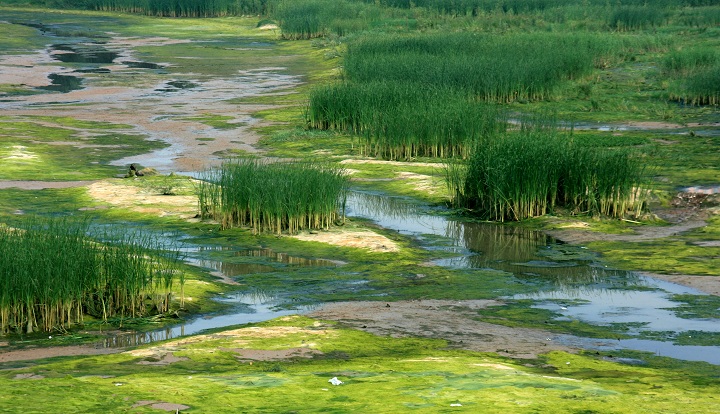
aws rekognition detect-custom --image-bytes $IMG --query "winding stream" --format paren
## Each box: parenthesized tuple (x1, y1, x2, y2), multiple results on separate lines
(103, 191, 720, 365)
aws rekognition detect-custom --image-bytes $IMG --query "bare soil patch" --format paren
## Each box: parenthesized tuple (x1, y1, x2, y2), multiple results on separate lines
(87, 180, 198, 219)
(12, 373, 45, 380)
(136, 352, 188, 365)
(0, 345, 119, 363)
(227, 347, 322, 362)
(132, 401, 191, 412)
(309, 300, 597, 359)
(546, 194, 719, 245)
(291, 229, 399, 252)
(641, 272, 720, 296)
(0, 180, 98, 190)
(340, 159, 439, 168)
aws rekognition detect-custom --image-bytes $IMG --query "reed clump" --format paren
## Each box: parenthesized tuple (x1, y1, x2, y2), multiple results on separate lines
(664, 47, 720, 106)
(0, 217, 182, 334)
(341, 32, 604, 103)
(273, 0, 391, 39)
(197, 159, 348, 234)
(609, 6, 668, 31)
(446, 124, 648, 222)
(85, 0, 270, 17)
(307, 82, 505, 159)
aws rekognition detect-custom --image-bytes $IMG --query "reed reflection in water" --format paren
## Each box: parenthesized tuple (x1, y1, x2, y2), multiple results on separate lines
(348, 191, 633, 287)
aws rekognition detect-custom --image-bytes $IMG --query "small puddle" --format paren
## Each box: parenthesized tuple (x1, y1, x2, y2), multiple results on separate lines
(50, 43, 119, 64)
(122, 61, 165, 70)
(38, 73, 83, 93)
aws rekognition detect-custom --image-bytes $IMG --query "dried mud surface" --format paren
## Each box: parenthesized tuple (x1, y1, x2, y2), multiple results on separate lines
(309, 300, 614, 359)
(0, 35, 299, 174)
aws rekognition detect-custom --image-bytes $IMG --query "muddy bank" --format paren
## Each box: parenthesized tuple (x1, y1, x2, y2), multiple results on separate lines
(641, 273, 720, 296)
(0, 344, 119, 363)
(0, 180, 98, 190)
(309, 300, 602, 359)
(0, 32, 300, 174)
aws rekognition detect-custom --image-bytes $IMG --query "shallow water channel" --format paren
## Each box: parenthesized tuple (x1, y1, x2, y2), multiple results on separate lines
(108, 191, 720, 365)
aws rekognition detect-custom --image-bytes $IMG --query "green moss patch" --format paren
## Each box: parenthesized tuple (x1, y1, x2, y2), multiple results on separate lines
(1, 317, 718, 413)
(0, 116, 166, 180)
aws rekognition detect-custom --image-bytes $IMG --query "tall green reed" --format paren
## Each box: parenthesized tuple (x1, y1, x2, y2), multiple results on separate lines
(197, 159, 348, 234)
(446, 123, 648, 221)
(0, 217, 182, 334)
(307, 82, 505, 159)
(664, 47, 720, 106)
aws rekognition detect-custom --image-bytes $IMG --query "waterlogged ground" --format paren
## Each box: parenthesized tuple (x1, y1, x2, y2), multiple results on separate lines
(1, 8, 720, 413)
(4, 316, 720, 413)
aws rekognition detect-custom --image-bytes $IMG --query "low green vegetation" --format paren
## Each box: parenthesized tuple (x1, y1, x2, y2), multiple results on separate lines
(197, 159, 349, 234)
(1, 316, 719, 413)
(0, 216, 183, 334)
(0, 116, 165, 181)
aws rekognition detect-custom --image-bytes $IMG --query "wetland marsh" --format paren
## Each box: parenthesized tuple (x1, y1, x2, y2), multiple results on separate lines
(1, 3, 720, 413)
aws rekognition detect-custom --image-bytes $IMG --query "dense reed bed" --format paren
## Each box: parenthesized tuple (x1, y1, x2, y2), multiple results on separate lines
(608, 6, 668, 31)
(84, 0, 270, 17)
(308, 31, 664, 159)
(0, 218, 182, 334)
(307, 82, 505, 159)
(363, 0, 716, 21)
(342, 32, 611, 103)
(273, 0, 384, 39)
(197, 159, 348, 234)
(664, 47, 720, 106)
(446, 125, 647, 222)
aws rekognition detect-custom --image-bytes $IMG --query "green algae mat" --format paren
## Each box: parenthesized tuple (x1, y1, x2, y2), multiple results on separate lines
(1, 316, 718, 413)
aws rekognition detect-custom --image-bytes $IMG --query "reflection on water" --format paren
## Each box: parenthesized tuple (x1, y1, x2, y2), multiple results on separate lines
(511, 276, 720, 334)
(347, 191, 622, 286)
(190, 258, 276, 277)
(236, 248, 342, 267)
(101, 291, 311, 348)
(346, 191, 720, 364)
(184, 246, 342, 282)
